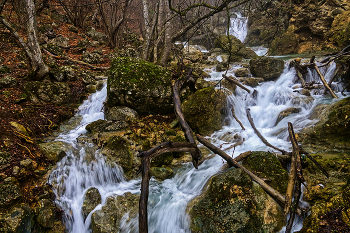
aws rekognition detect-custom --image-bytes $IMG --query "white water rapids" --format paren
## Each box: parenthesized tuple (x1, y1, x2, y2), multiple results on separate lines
(48, 13, 347, 233)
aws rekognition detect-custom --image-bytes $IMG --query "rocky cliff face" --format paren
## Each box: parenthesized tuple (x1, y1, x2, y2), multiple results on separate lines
(246, 0, 350, 55)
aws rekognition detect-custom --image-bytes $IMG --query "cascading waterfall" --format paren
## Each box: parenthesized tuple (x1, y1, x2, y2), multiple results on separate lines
(48, 12, 347, 233)
(228, 12, 248, 43)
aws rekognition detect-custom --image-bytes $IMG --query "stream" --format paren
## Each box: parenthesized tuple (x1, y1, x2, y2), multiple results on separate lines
(48, 14, 346, 233)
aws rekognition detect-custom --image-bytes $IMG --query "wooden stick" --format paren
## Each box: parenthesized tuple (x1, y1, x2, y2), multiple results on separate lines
(313, 63, 338, 99)
(231, 108, 245, 130)
(285, 123, 298, 218)
(224, 138, 244, 151)
(196, 134, 286, 206)
(290, 60, 306, 88)
(138, 142, 198, 233)
(299, 147, 329, 177)
(246, 108, 289, 155)
(324, 67, 340, 94)
(285, 180, 302, 233)
(173, 79, 202, 168)
(223, 74, 250, 93)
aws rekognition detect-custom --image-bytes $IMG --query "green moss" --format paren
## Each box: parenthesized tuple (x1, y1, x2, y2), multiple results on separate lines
(269, 26, 299, 55)
(242, 151, 289, 194)
(104, 136, 133, 171)
(182, 87, 226, 135)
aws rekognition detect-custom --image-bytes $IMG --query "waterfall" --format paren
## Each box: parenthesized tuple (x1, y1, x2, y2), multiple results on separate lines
(228, 12, 248, 43)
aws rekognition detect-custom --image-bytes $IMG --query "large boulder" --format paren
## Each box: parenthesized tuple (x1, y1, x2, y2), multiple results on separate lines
(49, 35, 69, 48)
(50, 66, 76, 82)
(38, 141, 71, 162)
(82, 187, 101, 219)
(107, 57, 173, 115)
(182, 46, 203, 63)
(36, 199, 55, 228)
(82, 51, 102, 64)
(188, 168, 284, 233)
(0, 76, 17, 88)
(105, 106, 138, 122)
(91, 192, 139, 233)
(151, 167, 174, 181)
(214, 35, 257, 60)
(182, 87, 226, 135)
(329, 10, 350, 47)
(85, 119, 128, 133)
(275, 107, 301, 125)
(299, 97, 350, 152)
(86, 28, 108, 44)
(0, 204, 34, 232)
(24, 81, 72, 105)
(0, 181, 22, 207)
(250, 57, 285, 81)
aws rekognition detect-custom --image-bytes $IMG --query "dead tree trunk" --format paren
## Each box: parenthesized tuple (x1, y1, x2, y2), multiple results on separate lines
(223, 74, 251, 93)
(138, 142, 198, 233)
(313, 63, 338, 99)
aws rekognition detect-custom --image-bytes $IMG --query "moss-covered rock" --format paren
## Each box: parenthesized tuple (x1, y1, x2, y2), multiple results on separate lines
(275, 107, 301, 125)
(101, 136, 133, 173)
(50, 66, 76, 82)
(250, 57, 285, 81)
(24, 81, 72, 105)
(107, 57, 173, 115)
(0, 64, 11, 74)
(1, 204, 34, 232)
(329, 10, 350, 47)
(214, 35, 257, 60)
(188, 168, 284, 233)
(151, 153, 174, 167)
(151, 167, 174, 181)
(0, 76, 17, 88)
(82, 51, 102, 64)
(182, 86, 226, 135)
(299, 97, 350, 152)
(38, 141, 71, 162)
(91, 192, 139, 233)
(85, 119, 128, 133)
(0, 151, 11, 171)
(269, 25, 299, 55)
(36, 199, 55, 228)
(105, 106, 138, 122)
(0, 182, 22, 207)
(242, 151, 289, 194)
(82, 187, 101, 219)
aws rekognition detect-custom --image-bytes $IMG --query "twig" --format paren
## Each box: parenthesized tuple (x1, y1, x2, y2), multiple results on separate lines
(17, 142, 35, 158)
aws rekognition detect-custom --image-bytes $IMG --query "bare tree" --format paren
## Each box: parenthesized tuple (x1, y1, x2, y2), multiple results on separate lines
(0, 0, 49, 80)
(57, 0, 94, 29)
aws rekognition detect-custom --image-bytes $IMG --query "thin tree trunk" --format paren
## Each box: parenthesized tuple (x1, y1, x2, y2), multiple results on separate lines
(159, 1, 172, 65)
(313, 63, 338, 99)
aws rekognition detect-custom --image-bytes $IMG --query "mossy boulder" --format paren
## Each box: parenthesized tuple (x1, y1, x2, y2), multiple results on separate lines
(0, 182, 22, 207)
(85, 119, 128, 133)
(299, 97, 350, 152)
(151, 153, 174, 167)
(82, 51, 102, 64)
(250, 57, 285, 81)
(214, 35, 257, 60)
(0, 151, 11, 170)
(182, 86, 226, 135)
(242, 151, 289, 194)
(101, 136, 133, 173)
(24, 81, 72, 105)
(91, 192, 139, 233)
(105, 106, 138, 122)
(0, 76, 17, 88)
(188, 168, 284, 233)
(38, 141, 71, 162)
(36, 199, 55, 228)
(0, 204, 34, 232)
(269, 25, 299, 55)
(329, 10, 350, 47)
(275, 107, 301, 125)
(107, 57, 173, 115)
(50, 66, 76, 82)
(151, 167, 174, 181)
(82, 187, 101, 219)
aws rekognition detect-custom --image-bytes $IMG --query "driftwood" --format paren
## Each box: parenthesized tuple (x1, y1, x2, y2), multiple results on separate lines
(196, 134, 286, 206)
(223, 74, 251, 93)
(138, 142, 198, 233)
(313, 62, 338, 99)
(299, 147, 329, 177)
(284, 122, 299, 218)
(224, 138, 244, 151)
(319, 45, 350, 67)
(324, 66, 340, 95)
(246, 108, 289, 155)
(290, 60, 306, 88)
(43, 49, 108, 71)
(285, 180, 302, 233)
(173, 79, 202, 168)
(231, 108, 245, 130)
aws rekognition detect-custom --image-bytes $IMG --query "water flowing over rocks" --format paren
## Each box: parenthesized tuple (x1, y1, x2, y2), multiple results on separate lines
(82, 187, 101, 220)
(38, 141, 71, 162)
(249, 57, 285, 81)
(214, 35, 257, 60)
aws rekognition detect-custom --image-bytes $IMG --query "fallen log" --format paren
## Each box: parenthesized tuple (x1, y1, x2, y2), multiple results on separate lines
(290, 60, 306, 88)
(173, 79, 202, 168)
(324, 66, 340, 95)
(313, 62, 338, 99)
(285, 180, 302, 233)
(299, 147, 329, 178)
(138, 142, 198, 233)
(231, 108, 245, 130)
(284, 123, 298, 218)
(196, 134, 286, 206)
(223, 74, 250, 93)
(246, 108, 289, 155)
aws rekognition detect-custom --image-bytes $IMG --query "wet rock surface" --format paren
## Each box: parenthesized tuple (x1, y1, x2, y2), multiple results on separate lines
(82, 187, 102, 219)
(250, 57, 285, 81)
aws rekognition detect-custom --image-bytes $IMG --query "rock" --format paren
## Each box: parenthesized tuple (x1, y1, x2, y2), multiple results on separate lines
(50, 66, 76, 82)
(101, 136, 133, 173)
(2, 204, 34, 232)
(182, 46, 203, 63)
(49, 35, 69, 48)
(82, 187, 101, 219)
(86, 85, 96, 93)
(151, 167, 174, 181)
(301, 89, 311, 96)
(86, 28, 108, 44)
(85, 119, 128, 133)
(46, 221, 66, 233)
(330, 10, 350, 47)
(188, 168, 284, 233)
(291, 96, 314, 109)
(0, 182, 22, 207)
(234, 68, 249, 77)
(214, 35, 257, 59)
(82, 51, 102, 64)
(68, 25, 78, 33)
(81, 71, 97, 85)
(250, 57, 285, 81)
(242, 151, 289, 194)
(20, 159, 33, 170)
(9, 121, 29, 136)
(299, 97, 350, 152)
(105, 106, 138, 122)
(215, 62, 226, 72)
(107, 57, 173, 115)
(38, 141, 71, 162)
(46, 43, 63, 55)
(36, 199, 55, 228)
(151, 153, 173, 167)
(91, 192, 139, 233)
(275, 107, 301, 125)
(0, 151, 11, 170)
(24, 81, 72, 105)
(0, 76, 17, 88)
(269, 25, 299, 55)
(182, 87, 226, 135)
(0, 64, 11, 74)
(239, 77, 263, 87)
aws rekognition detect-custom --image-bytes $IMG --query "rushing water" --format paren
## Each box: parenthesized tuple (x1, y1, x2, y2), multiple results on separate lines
(228, 12, 248, 42)
(48, 12, 347, 233)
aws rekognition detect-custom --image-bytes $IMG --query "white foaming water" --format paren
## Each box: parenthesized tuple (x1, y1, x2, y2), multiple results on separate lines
(228, 12, 248, 42)
(48, 64, 345, 232)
